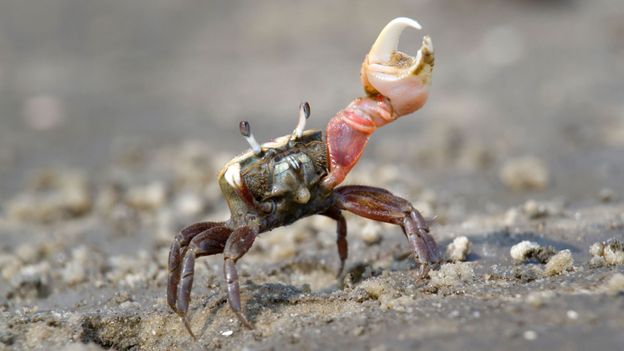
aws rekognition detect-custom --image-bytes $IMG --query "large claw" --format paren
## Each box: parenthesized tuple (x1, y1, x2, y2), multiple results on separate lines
(361, 17, 434, 116)
(323, 17, 435, 190)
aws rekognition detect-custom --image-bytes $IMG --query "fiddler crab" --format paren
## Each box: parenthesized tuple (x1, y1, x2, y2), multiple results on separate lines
(168, 17, 438, 338)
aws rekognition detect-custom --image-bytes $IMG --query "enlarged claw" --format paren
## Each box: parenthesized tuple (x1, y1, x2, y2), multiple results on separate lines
(361, 17, 434, 116)
(322, 17, 435, 190)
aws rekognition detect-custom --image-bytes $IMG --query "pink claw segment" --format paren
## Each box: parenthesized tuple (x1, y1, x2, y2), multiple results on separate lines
(363, 66, 430, 117)
(324, 113, 368, 189)
(323, 96, 394, 189)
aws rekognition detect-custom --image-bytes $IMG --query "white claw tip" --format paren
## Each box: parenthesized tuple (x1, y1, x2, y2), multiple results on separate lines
(393, 17, 422, 30)
(369, 17, 423, 64)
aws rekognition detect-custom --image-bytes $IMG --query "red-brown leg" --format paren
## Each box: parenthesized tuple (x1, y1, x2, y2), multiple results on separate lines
(171, 224, 232, 339)
(321, 207, 348, 277)
(333, 185, 439, 277)
(168, 221, 226, 313)
(223, 226, 257, 329)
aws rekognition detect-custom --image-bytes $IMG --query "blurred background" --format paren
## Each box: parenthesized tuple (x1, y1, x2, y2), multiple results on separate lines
(1, 2, 623, 349)
(0, 0, 622, 212)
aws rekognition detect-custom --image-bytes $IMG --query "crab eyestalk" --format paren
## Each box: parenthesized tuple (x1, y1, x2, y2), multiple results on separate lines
(293, 102, 311, 140)
(240, 120, 262, 156)
(323, 17, 435, 190)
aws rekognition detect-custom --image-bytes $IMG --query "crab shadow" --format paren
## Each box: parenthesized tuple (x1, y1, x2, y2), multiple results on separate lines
(196, 281, 314, 336)
(196, 258, 341, 336)
(244, 281, 311, 322)
(193, 229, 581, 337)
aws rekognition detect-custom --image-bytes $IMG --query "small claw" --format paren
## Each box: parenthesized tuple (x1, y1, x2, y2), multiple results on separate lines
(362, 17, 434, 116)
(224, 162, 243, 190)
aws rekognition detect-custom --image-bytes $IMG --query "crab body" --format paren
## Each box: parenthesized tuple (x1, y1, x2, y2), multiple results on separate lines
(218, 130, 332, 231)
(167, 17, 440, 339)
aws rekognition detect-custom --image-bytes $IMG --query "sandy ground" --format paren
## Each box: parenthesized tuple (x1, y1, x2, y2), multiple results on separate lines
(1, 1, 623, 350)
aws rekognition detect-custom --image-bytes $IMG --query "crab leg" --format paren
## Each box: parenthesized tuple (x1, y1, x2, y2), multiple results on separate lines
(223, 226, 258, 329)
(332, 185, 439, 277)
(323, 18, 434, 189)
(170, 223, 232, 338)
(168, 221, 228, 313)
(321, 207, 348, 277)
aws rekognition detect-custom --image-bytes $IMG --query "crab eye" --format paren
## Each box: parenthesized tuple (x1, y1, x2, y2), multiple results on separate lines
(293, 101, 311, 139)
(239, 120, 262, 155)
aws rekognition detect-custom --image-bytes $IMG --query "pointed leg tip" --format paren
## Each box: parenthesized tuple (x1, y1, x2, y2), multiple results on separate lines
(417, 264, 430, 280)
(336, 263, 345, 279)
(241, 317, 254, 330)
(234, 311, 254, 330)
(182, 317, 198, 341)
(167, 301, 177, 314)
